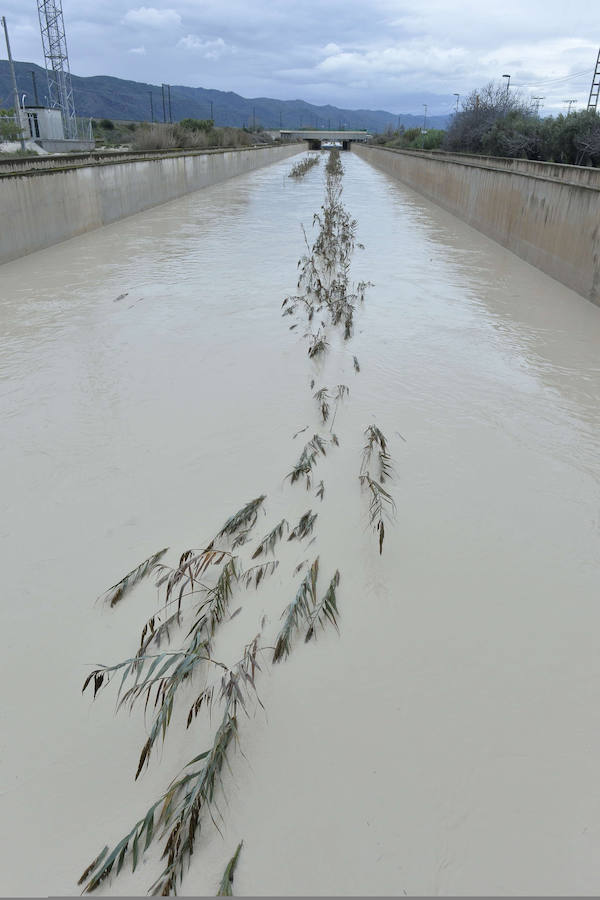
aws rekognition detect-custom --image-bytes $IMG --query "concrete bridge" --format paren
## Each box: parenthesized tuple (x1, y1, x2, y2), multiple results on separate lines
(280, 129, 372, 150)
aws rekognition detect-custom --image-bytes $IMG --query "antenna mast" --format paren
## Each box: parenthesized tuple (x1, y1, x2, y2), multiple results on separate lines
(37, 0, 77, 138)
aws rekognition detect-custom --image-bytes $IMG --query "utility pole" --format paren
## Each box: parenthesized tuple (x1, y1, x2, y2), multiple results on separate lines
(161, 84, 167, 123)
(279, 110, 282, 129)
(1, 17, 26, 150)
(532, 96, 544, 116)
(210, 100, 213, 121)
(422, 103, 427, 130)
(453, 92, 460, 113)
(252, 105, 256, 130)
(563, 99, 576, 115)
(149, 91, 154, 122)
(167, 84, 172, 122)
(31, 70, 40, 105)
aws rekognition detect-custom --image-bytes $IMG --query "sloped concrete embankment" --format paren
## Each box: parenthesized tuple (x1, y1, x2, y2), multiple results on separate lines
(0, 144, 301, 264)
(354, 144, 600, 305)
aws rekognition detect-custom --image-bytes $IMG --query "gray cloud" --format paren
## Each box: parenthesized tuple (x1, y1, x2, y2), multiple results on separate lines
(1, 0, 596, 115)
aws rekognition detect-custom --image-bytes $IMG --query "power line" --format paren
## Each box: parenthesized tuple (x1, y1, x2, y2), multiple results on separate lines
(511, 69, 593, 89)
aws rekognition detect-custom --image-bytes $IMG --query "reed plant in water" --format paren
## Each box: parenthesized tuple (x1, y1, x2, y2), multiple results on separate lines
(359, 425, 396, 554)
(100, 548, 168, 608)
(288, 154, 320, 178)
(283, 150, 371, 361)
(286, 433, 329, 489)
(80, 634, 263, 895)
(80, 482, 342, 895)
(79, 146, 398, 896)
(217, 841, 244, 896)
(273, 560, 341, 662)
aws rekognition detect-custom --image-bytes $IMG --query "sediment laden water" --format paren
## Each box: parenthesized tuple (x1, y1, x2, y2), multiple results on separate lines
(2, 152, 600, 896)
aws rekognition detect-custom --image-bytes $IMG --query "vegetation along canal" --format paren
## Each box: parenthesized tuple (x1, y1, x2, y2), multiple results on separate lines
(2, 150, 600, 895)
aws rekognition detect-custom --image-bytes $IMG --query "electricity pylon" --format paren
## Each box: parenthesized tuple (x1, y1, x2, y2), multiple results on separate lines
(588, 48, 600, 112)
(37, 0, 77, 138)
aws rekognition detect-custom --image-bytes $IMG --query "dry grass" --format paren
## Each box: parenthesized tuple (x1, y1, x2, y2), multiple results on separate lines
(132, 123, 261, 152)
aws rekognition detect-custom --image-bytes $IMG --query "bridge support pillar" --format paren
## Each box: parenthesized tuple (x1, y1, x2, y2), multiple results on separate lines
(342, 140, 350, 151)
(308, 139, 322, 150)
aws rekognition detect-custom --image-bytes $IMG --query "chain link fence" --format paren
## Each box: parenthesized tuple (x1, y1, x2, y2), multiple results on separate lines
(0, 112, 93, 144)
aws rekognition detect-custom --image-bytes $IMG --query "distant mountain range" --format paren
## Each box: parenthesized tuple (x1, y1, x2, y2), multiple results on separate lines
(0, 60, 450, 132)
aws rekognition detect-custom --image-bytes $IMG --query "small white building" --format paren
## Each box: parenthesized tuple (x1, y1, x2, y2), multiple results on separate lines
(23, 106, 64, 141)
(17, 104, 95, 152)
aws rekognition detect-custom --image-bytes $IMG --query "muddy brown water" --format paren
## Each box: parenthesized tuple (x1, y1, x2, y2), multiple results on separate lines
(2, 152, 600, 895)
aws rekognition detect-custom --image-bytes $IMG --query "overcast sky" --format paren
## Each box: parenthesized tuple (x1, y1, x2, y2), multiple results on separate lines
(2, 0, 597, 115)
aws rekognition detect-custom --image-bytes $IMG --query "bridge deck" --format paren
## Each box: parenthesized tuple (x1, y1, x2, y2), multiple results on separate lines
(280, 129, 371, 141)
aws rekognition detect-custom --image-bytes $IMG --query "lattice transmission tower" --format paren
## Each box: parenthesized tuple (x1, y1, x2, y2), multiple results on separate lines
(588, 48, 600, 112)
(37, 0, 77, 138)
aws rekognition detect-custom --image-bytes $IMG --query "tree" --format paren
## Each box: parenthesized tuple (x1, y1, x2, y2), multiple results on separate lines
(444, 81, 535, 155)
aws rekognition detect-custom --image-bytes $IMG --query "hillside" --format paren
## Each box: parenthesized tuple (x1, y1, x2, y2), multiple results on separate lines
(0, 60, 449, 132)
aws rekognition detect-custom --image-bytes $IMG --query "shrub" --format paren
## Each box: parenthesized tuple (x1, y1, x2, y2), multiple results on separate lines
(0, 117, 22, 141)
(180, 118, 214, 131)
(132, 122, 257, 152)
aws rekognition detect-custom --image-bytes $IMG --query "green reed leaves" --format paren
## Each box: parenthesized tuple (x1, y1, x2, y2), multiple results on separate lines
(100, 548, 168, 608)
(273, 558, 319, 662)
(305, 570, 340, 642)
(273, 559, 341, 662)
(81, 637, 263, 895)
(252, 519, 288, 558)
(217, 841, 244, 896)
(359, 425, 396, 554)
(287, 434, 328, 489)
(288, 509, 318, 541)
(362, 424, 393, 484)
(289, 155, 320, 178)
(216, 495, 266, 541)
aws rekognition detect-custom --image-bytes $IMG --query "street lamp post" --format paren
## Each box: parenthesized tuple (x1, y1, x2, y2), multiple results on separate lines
(453, 92, 460, 113)
(422, 103, 427, 130)
(502, 74, 511, 99)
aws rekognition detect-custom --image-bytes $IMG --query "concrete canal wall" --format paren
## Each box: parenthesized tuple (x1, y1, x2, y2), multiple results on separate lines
(354, 144, 600, 305)
(0, 143, 301, 264)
